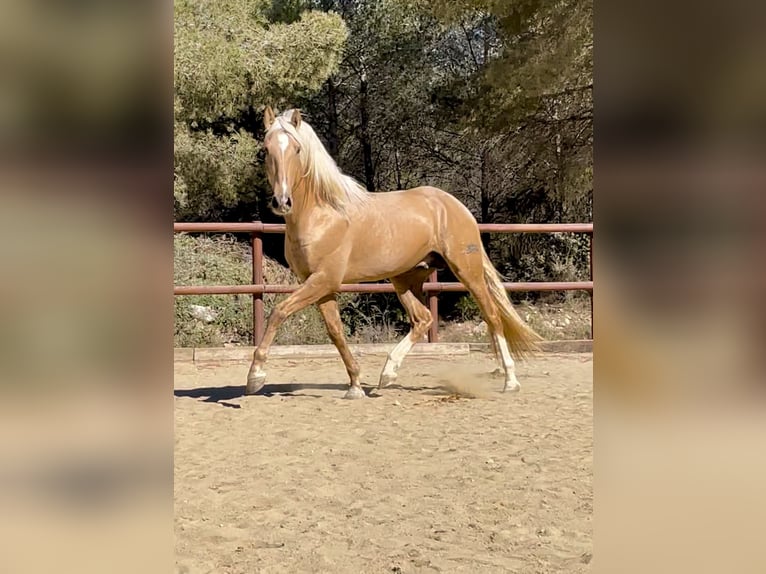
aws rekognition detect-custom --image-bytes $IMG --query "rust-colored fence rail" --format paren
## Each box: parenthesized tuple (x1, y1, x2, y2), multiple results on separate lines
(174, 222, 593, 344)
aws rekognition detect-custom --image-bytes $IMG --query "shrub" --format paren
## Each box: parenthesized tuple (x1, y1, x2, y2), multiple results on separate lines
(174, 234, 375, 346)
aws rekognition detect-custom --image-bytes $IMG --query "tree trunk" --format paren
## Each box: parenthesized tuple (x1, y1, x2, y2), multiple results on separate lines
(326, 78, 339, 157)
(479, 145, 491, 256)
(394, 139, 402, 190)
(359, 70, 375, 191)
(483, 19, 490, 64)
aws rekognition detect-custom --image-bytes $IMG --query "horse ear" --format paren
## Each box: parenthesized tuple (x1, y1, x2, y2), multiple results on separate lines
(263, 105, 276, 130)
(290, 109, 302, 129)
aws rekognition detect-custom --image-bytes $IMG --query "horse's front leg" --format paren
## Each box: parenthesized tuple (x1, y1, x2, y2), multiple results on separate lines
(246, 274, 337, 395)
(317, 295, 364, 399)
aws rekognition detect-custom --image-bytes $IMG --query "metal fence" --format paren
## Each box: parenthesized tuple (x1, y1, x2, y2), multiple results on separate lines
(173, 222, 594, 344)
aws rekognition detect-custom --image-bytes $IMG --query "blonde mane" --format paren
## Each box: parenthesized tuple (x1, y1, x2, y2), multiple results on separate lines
(268, 109, 370, 213)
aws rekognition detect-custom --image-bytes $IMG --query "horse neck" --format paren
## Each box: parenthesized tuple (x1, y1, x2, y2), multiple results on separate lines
(283, 176, 320, 226)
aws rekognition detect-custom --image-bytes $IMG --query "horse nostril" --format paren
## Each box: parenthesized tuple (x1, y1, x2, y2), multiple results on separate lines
(285, 196, 292, 209)
(270, 196, 280, 209)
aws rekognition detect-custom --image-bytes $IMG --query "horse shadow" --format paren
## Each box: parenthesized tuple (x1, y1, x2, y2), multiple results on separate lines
(174, 382, 381, 407)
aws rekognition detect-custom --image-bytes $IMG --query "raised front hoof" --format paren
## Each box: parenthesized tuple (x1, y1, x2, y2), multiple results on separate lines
(502, 381, 521, 393)
(245, 372, 267, 395)
(378, 373, 397, 389)
(343, 386, 367, 400)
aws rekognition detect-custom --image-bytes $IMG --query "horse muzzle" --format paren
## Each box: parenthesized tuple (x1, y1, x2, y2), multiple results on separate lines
(270, 194, 293, 215)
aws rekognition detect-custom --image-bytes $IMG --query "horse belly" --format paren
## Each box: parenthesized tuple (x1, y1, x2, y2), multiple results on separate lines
(344, 217, 435, 282)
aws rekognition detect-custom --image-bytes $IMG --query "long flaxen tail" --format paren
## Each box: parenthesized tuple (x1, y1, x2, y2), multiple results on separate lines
(481, 248, 543, 358)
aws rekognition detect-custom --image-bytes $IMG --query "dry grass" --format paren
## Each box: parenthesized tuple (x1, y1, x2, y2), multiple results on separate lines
(175, 234, 347, 347)
(439, 295, 592, 342)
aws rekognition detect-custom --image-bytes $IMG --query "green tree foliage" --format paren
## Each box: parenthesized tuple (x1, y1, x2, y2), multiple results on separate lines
(174, 0, 348, 220)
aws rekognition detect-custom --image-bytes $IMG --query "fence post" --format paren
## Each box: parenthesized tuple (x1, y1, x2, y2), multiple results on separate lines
(427, 269, 439, 342)
(252, 231, 265, 346)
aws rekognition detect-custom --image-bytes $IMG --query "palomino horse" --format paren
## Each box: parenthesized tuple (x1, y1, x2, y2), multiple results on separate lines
(247, 107, 541, 399)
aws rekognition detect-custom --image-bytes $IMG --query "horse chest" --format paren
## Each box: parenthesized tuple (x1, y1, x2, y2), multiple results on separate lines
(284, 232, 328, 279)
(284, 214, 349, 278)
(284, 237, 308, 277)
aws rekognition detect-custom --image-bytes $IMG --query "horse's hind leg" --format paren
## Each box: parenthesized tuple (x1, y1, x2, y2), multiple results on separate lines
(442, 248, 521, 392)
(379, 269, 432, 388)
(317, 295, 364, 399)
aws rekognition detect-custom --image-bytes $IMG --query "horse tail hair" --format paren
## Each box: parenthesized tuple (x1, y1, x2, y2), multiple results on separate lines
(481, 247, 543, 358)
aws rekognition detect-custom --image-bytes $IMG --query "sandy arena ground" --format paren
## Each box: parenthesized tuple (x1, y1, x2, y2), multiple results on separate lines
(175, 352, 592, 573)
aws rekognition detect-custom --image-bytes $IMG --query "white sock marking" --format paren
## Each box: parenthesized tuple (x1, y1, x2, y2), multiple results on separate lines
(381, 331, 417, 378)
(495, 334, 520, 388)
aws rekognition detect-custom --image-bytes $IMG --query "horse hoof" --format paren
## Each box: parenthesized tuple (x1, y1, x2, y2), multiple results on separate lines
(503, 381, 521, 393)
(378, 373, 397, 388)
(245, 372, 267, 395)
(343, 386, 367, 400)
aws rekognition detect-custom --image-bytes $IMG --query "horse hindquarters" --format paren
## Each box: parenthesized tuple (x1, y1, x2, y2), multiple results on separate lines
(439, 222, 541, 392)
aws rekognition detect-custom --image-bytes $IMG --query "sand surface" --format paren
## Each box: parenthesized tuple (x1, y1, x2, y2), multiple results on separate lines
(175, 352, 592, 573)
